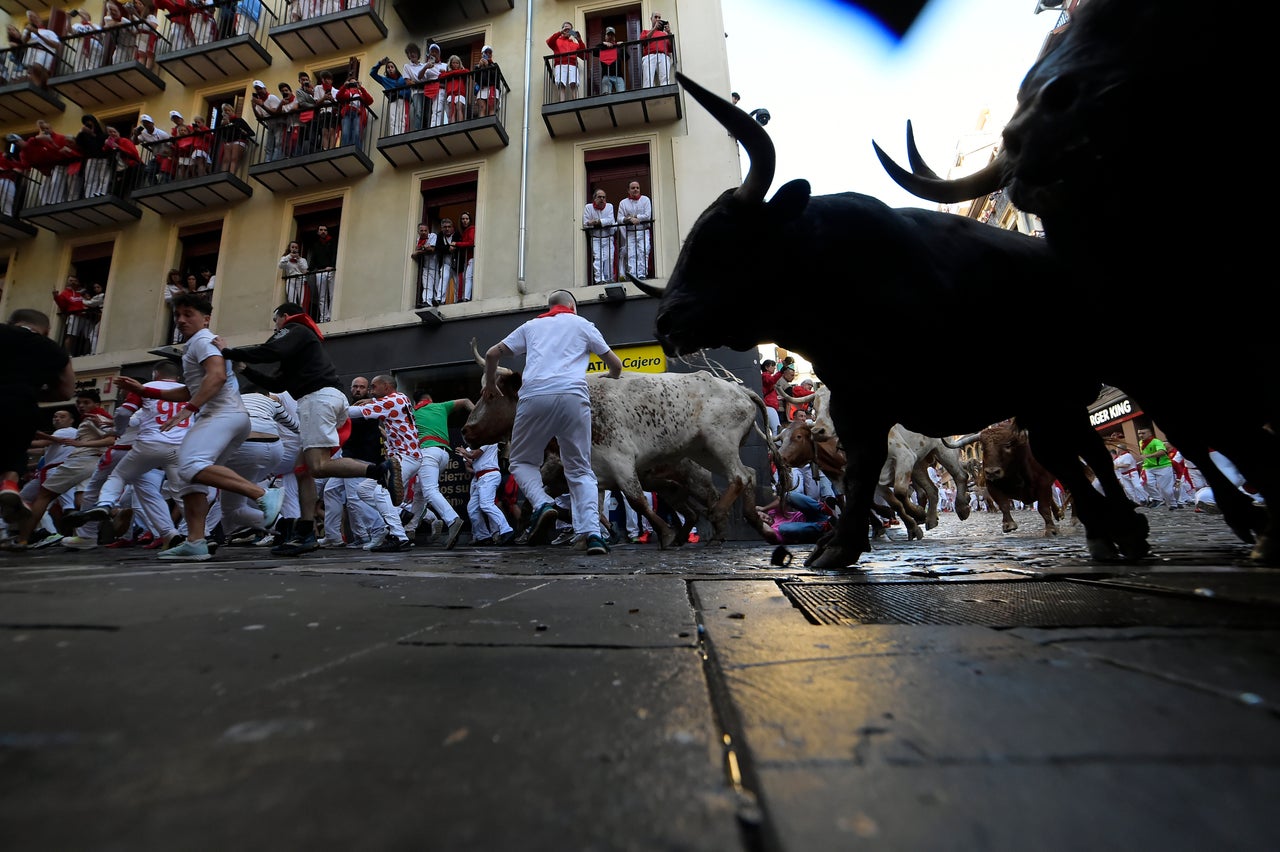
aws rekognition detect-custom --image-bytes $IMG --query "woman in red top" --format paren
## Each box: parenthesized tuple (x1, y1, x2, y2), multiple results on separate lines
(337, 77, 375, 146)
(440, 55, 470, 124)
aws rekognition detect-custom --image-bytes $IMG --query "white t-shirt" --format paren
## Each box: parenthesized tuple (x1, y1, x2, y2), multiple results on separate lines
(43, 427, 78, 469)
(133, 380, 189, 445)
(182, 328, 242, 414)
(500, 312, 611, 400)
(243, 392, 298, 436)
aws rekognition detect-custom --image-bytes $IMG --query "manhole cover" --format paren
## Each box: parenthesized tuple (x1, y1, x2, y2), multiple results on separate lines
(779, 579, 1280, 628)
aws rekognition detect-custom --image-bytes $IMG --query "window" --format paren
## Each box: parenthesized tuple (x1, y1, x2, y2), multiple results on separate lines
(160, 221, 223, 345)
(583, 6, 644, 95)
(286, 198, 342, 323)
(417, 171, 477, 308)
(203, 89, 245, 130)
(585, 144, 652, 282)
(62, 241, 115, 357)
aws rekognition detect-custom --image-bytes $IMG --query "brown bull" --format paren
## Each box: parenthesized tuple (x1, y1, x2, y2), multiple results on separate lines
(953, 421, 1064, 537)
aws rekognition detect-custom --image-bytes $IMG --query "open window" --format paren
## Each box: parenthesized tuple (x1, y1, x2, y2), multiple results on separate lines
(61, 241, 115, 357)
(161, 221, 223, 345)
(416, 171, 478, 308)
(285, 197, 343, 323)
(585, 144, 653, 282)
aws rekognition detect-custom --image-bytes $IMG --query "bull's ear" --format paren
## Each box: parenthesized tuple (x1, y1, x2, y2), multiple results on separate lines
(767, 179, 810, 221)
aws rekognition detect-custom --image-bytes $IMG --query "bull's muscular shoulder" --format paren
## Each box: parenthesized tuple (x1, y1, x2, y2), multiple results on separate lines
(587, 372, 755, 450)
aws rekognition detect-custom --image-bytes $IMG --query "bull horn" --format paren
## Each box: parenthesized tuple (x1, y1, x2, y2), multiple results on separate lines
(904, 120, 939, 179)
(943, 432, 982, 449)
(471, 337, 512, 376)
(628, 273, 664, 297)
(872, 139, 1009, 204)
(676, 72, 774, 204)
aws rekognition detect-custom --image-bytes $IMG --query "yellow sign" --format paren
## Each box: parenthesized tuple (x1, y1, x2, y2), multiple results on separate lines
(587, 344, 667, 374)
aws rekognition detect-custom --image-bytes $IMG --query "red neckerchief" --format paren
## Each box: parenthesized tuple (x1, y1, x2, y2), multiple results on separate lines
(282, 313, 323, 340)
(536, 305, 576, 319)
(414, 400, 433, 410)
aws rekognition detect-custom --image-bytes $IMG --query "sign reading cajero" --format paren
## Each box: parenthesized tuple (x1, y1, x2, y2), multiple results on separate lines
(586, 344, 666, 374)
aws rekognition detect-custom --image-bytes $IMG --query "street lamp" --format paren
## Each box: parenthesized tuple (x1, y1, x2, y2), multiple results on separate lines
(749, 108, 770, 126)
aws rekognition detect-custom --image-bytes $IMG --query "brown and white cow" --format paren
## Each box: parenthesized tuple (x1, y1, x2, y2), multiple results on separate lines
(462, 348, 770, 548)
(950, 421, 1063, 537)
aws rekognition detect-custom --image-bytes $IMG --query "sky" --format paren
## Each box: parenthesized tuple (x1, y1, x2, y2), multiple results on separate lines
(720, 0, 1061, 208)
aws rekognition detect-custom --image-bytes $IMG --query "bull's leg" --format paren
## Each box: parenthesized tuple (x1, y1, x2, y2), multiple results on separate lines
(885, 451, 927, 524)
(910, 463, 940, 529)
(881, 485, 924, 541)
(937, 452, 972, 521)
(618, 477, 676, 549)
(990, 488, 1018, 533)
(808, 421, 889, 570)
(1036, 487, 1060, 537)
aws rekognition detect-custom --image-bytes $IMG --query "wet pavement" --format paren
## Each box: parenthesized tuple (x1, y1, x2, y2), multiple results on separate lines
(2, 505, 1277, 851)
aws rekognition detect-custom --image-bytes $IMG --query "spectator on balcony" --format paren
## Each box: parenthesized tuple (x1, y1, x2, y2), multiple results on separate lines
(421, 43, 447, 127)
(0, 138, 22, 217)
(199, 266, 216, 293)
(594, 27, 625, 95)
(163, 267, 199, 342)
(102, 1, 139, 66)
(278, 240, 309, 312)
(154, 0, 199, 52)
(314, 72, 341, 151)
(401, 42, 428, 131)
(235, 0, 262, 37)
(19, 12, 59, 85)
(139, 4, 162, 65)
(171, 123, 196, 181)
(473, 46, 501, 118)
(370, 57, 410, 136)
(74, 114, 109, 198)
(583, 189, 617, 284)
(103, 125, 141, 196)
(440, 55, 470, 125)
(547, 22, 585, 103)
(337, 76, 375, 146)
(215, 102, 254, 174)
(52, 274, 88, 353)
(277, 81, 303, 156)
(189, 115, 213, 177)
(411, 222, 437, 307)
(69, 10, 104, 70)
(83, 282, 105, 355)
(455, 212, 475, 303)
(617, 180, 652, 280)
(307, 225, 336, 323)
(21, 119, 79, 206)
(294, 74, 317, 154)
(132, 114, 169, 184)
(641, 13, 674, 88)
(250, 79, 283, 162)
(168, 109, 188, 137)
(432, 218, 459, 306)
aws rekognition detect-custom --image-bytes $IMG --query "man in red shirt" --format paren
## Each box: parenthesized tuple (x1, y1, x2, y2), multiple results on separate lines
(640, 12, 673, 88)
(546, 21, 586, 102)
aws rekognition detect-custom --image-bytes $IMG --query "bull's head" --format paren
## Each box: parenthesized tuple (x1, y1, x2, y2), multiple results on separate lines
(461, 338, 522, 449)
(631, 73, 811, 357)
(873, 0, 1160, 226)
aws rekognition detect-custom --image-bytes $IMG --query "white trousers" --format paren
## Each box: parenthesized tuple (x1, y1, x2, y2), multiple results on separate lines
(641, 53, 672, 87)
(509, 393, 600, 537)
(467, 471, 512, 539)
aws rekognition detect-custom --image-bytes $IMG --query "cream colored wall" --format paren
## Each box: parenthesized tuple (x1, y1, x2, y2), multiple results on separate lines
(0, 1, 740, 370)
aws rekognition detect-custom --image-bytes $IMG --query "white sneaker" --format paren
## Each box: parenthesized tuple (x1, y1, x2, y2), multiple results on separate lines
(59, 535, 97, 550)
(363, 531, 388, 551)
(31, 533, 64, 549)
(257, 488, 284, 529)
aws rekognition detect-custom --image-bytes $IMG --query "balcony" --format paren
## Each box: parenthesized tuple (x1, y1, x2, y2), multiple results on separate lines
(541, 38, 681, 138)
(583, 218, 655, 286)
(0, 47, 66, 123)
(129, 124, 256, 216)
(391, 0, 514, 31)
(155, 0, 275, 87)
(0, 172, 37, 241)
(281, 270, 336, 324)
(50, 19, 166, 108)
(375, 71, 510, 168)
(17, 153, 142, 234)
(269, 0, 388, 62)
(247, 104, 376, 192)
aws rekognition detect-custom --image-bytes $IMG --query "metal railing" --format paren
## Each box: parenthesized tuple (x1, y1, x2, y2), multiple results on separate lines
(377, 68, 511, 138)
(249, 102, 379, 166)
(0, 43, 59, 87)
(583, 217, 654, 284)
(135, 123, 256, 189)
(57, 307, 101, 358)
(0, 167, 28, 219)
(56, 18, 166, 77)
(19, 151, 140, 210)
(413, 239, 472, 309)
(281, 0, 380, 23)
(281, 269, 336, 324)
(542, 34, 677, 105)
(155, 0, 277, 57)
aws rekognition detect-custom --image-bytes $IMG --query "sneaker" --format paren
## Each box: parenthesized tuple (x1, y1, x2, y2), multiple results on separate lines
(257, 488, 284, 528)
(272, 534, 319, 557)
(158, 539, 211, 561)
(572, 534, 609, 555)
(495, 530, 517, 546)
(59, 535, 97, 550)
(0, 483, 22, 521)
(550, 528, 575, 546)
(431, 519, 445, 538)
(363, 531, 388, 551)
(636, 531, 651, 544)
(61, 504, 112, 528)
(31, 533, 64, 549)
(371, 537, 412, 553)
(472, 537, 494, 547)
(527, 503, 560, 545)
(104, 537, 135, 549)
(144, 535, 171, 550)
(687, 532, 700, 543)
(444, 517, 465, 550)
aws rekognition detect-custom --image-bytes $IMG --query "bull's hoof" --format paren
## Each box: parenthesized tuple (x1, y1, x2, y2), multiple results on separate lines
(908, 525, 925, 541)
(1250, 533, 1279, 566)
(1002, 523, 1017, 533)
(657, 529, 677, 550)
(805, 544, 867, 571)
(925, 517, 939, 531)
(956, 506, 971, 521)
(1044, 527, 1060, 538)
(1085, 538, 1122, 562)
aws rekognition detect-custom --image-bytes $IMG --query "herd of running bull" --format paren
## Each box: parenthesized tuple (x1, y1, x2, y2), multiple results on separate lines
(625, 0, 1273, 570)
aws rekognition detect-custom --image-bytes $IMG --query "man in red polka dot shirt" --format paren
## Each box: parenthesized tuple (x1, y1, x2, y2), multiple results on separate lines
(347, 374, 422, 515)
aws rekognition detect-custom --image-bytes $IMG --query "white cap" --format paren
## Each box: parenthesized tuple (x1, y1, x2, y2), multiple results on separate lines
(252, 79, 266, 89)
(169, 109, 183, 119)
(481, 45, 493, 54)
(139, 114, 153, 123)
(428, 43, 441, 54)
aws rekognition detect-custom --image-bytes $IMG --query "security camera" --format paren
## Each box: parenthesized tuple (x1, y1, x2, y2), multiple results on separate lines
(750, 108, 770, 126)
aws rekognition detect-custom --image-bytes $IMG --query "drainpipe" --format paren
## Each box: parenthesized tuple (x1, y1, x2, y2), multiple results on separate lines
(516, 1, 533, 294)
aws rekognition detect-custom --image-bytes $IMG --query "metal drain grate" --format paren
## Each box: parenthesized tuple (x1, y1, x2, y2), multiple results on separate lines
(780, 580, 1280, 628)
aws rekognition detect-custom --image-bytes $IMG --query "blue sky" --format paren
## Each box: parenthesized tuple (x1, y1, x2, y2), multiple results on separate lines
(720, 0, 1059, 208)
